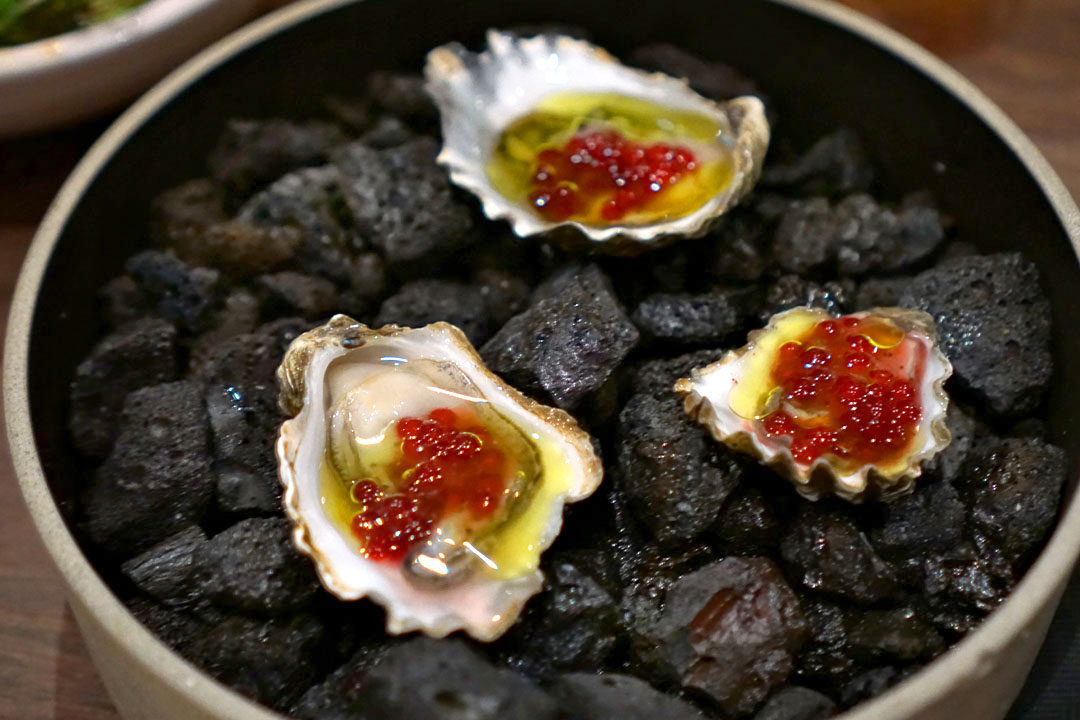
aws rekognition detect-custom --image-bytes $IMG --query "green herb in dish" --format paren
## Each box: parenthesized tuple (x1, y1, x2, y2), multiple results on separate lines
(0, 0, 149, 47)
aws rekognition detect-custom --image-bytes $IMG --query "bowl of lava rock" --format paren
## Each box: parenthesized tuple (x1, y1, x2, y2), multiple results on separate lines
(6, 0, 1080, 719)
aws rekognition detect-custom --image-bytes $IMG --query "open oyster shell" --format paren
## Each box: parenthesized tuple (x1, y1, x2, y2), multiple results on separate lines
(424, 30, 770, 253)
(276, 315, 602, 640)
(675, 307, 953, 501)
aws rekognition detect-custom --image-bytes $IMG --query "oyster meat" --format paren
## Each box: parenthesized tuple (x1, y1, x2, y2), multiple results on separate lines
(425, 30, 769, 252)
(675, 307, 952, 501)
(276, 315, 602, 640)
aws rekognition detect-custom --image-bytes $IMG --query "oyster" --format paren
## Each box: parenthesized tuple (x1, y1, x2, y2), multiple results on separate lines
(276, 316, 602, 641)
(424, 30, 769, 252)
(675, 307, 952, 501)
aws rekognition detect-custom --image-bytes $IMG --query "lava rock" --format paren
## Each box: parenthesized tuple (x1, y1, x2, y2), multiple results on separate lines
(121, 525, 209, 610)
(375, 279, 491, 345)
(82, 381, 214, 556)
(752, 686, 837, 720)
(290, 642, 396, 719)
(846, 607, 944, 663)
(616, 392, 743, 544)
(473, 268, 532, 328)
(920, 542, 1015, 635)
(631, 288, 758, 346)
(549, 673, 706, 720)
(967, 437, 1067, 564)
(780, 507, 899, 605)
(853, 277, 907, 311)
(713, 484, 783, 553)
(761, 129, 874, 198)
(709, 210, 773, 283)
(257, 271, 339, 320)
(208, 119, 345, 200)
(356, 638, 560, 720)
(642, 557, 808, 716)
(190, 613, 326, 711)
(631, 348, 726, 397)
(367, 71, 438, 128)
(127, 597, 212, 658)
(181, 219, 303, 275)
(360, 114, 415, 148)
(869, 480, 965, 559)
(629, 44, 758, 99)
(150, 178, 227, 252)
(68, 318, 178, 458)
(125, 250, 224, 334)
(922, 403, 980, 485)
(759, 275, 854, 323)
(898, 253, 1053, 417)
(98, 275, 151, 329)
(196, 518, 319, 615)
(188, 290, 262, 377)
(839, 666, 917, 708)
(481, 264, 639, 410)
(794, 598, 857, 691)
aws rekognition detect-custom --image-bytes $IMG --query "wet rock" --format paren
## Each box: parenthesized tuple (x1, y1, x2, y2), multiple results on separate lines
(69, 318, 178, 458)
(150, 178, 227, 252)
(367, 71, 438, 129)
(125, 250, 224, 334)
(752, 686, 837, 720)
(121, 526, 209, 611)
(920, 542, 1014, 635)
(642, 557, 808, 716)
(629, 44, 758, 99)
(196, 518, 320, 616)
(481, 264, 639, 410)
(257, 271, 339, 320)
(631, 348, 726, 397)
(375, 279, 491, 345)
(761, 129, 874, 198)
(898, 253, 1052, 417)
(616, 392, 743, 544)
(794, 598, 857, 690)
(780, 507, 899, 605)
(357, 638, 560, 720)
(869, 480, 965, 559)
(82, 381, 214, 556)
(846, 608, 943, 663)
(839, 666, 917, 708)
(759, 275, 854, 324)
(714, 485, 783, 554)
(549, 673, 706, 720)
(632, 288, 758, 346)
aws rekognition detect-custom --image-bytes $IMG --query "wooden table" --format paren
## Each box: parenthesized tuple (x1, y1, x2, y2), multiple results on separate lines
(1, 1, 1078, 718)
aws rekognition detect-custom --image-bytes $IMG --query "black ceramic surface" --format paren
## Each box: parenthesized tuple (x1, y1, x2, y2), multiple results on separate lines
(24, 0, 1080, 716)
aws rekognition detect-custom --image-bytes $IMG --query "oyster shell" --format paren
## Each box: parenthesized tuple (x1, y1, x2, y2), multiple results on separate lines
(675, 307, 952, 501)
(424, 30, 769, 252)
(277, 315, 602, 640)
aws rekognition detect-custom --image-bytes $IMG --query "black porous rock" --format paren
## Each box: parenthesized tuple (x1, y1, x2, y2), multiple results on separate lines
(920, 543, 1015, 635)
(68, 318, 178, 458)
(473, 268, 532, 328)
(898, 253, 1053, 417)
(759, 275, 854, 324)
(794, 598, 857, 691)
(709, 210, 773, 283)
(549, 673, 706, 720)
(239, 165, 360, 284)
(922, 403, 980, 485)
(375, 279, 491, 345)
(868, 480, 965, 560)
(780, 507, 900, 606)
(356, 638, 561, 720)
(631, 288, 758, 346)
(631, 348, 726, 397)
(481, 264, 639, 410)
(642, 557, 808, 716)
(190, 613, 326, 711)
(761, 129, 875, 198)
(98, 275, 151, 329)
(629, 43, 758, 99)
(853, 277, 907, 311)
(772, 194, 944, 277)
(713, 484, 783, 554)
(180, 219, 303, 276)
(188, 289, 262, 377)
(257, 271, 339, 320)
(125, 250, 224, 334)
(127, 597, 213, 659)
(290, 642, 396, 720)
(616, 392, 743, 544)
(367, 71, 438, 128)
(82, 381, 214, 556)
(846, 608, 943, 663)
(752, 686, 837, 720)
(208, 119, 346, 201)
(839, 666, 917, 709)
(333, 137, 473, 267)
(150, 178, 227, 252)
(120, 525, 209, 611)
(966, 437, 1067, 564)
(360, 114, 415, 148)
(196, 517, 320, 616)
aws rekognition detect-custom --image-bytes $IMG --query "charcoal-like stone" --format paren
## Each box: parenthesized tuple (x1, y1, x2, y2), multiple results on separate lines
(794, 598, 857, 690)
(761, 129, 874, 198)
(257, 271, 339, 320)
(846, 608, 943, 663)
(752, 686, 837, 720)
(629, 44, 758, 99)
(290, 642, 396, 719)
(190, 613, 326, 711)
(921, 542, 1015, 624)
(898, 253, 1053, 417)
(209, 119, 345, 200)
(127, 597, 212, 658)
(150, 178, 227, 252)
(714, 485, 783, 553)
(121, 526, 209, 610)
(549, 673, 706, 720)
(474, 268, 532, 327)
(967, 438, 1067, 564)
(83, 381, 214, 556)
(125, 250, 223, 334)
(869, 480, 965, 559)
(631, 349, 726, 397)
(375, 279, 491, 345)
(632, 288, 758, 345)
(839, 666, 917, 708)
(69, 318, 178, 458)
(642, 557, 808, 716)
(357, 638, 560, 720)
(367, 72, 438, 128)
(481, 265, 639, 410)
(780, 507, 899, 605)
(196, 518, 319, 615)
(759, 275, 854, 323)
(616, 392, 742, 544)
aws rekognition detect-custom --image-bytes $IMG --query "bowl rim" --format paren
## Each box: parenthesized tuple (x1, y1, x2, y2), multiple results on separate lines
(5, 0, 1080, 718)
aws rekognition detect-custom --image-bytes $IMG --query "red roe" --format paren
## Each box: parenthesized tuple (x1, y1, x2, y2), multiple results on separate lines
(529, 129, 699, 223)
(349, 407, 511, 562)
(760, 316, 925, 468)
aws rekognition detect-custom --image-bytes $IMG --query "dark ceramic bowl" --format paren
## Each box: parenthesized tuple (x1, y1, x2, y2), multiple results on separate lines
(6, 0, 1080, 718)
